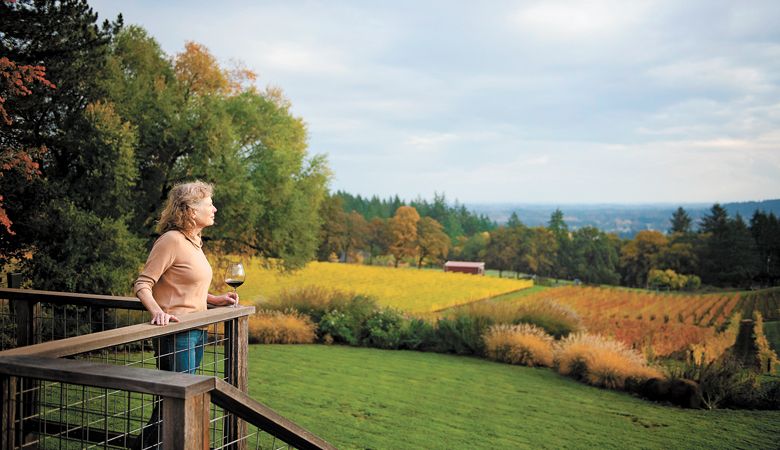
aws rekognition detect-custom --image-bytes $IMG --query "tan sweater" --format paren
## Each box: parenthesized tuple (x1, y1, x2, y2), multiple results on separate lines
(133, 230, 213, 315)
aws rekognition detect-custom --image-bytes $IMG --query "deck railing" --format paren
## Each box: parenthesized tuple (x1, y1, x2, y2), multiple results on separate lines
(0, 280, 334, 450)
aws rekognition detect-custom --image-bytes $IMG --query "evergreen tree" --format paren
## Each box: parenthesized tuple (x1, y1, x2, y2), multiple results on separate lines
(698, 204, 759, 287)
(669, 207, 693, 234)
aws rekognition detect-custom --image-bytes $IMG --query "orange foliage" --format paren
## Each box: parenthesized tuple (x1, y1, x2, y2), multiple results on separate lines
(555, 333, 663, 389)
(520, 286, 741, 360)
(248, 310, 317, 344)
(483, 324, 555, 367)
(0, 56, 55, 234)
(174, 42, 258, 97)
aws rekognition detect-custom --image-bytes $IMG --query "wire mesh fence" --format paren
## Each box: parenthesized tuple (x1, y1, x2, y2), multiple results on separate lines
(2, 322, 300, 449)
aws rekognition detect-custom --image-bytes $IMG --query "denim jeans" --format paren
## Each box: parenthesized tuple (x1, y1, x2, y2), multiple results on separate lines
(134, 330, 206, 449)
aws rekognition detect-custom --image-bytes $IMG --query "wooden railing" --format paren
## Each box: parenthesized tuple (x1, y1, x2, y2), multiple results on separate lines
(0, 284, 335, 450)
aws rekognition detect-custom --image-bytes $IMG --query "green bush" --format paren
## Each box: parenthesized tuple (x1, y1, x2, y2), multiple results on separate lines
(400, 318, 437, 351)
(362, 308, 405, 349)
(433, 313, 494, 356)
(671, 356, 762, 409)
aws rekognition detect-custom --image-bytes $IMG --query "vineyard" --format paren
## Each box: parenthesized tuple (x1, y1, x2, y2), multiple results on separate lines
(513, 286, 744, 360)
(236, 261, 533, 313)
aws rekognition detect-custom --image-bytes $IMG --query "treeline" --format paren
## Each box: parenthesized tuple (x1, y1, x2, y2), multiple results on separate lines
(321, 197, 780, 289)
(1, 0, 328, 294)
(334, 191, 495, 239)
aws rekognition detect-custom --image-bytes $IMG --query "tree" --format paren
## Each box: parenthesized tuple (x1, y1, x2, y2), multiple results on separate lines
(669, 207, 693, 234)
(343, 211, 369, 262)
(750, 211, 780, 285)
(389, 206, 420, 267)
(620, 230, 669, 287)
(698, 205, 759, 287)
(416, 217, 450, 268)
(520, 227, 558, 276)
(571, 227, 620, 285)
(485, 226, 519, 277)
(0, 56, 55, 234)
(455, 231, 488, 262)
(317, 194, 348, 261)
(367, 217, 392, 264)
(547, 209, 574, 279)
(0, 0, 143, 295)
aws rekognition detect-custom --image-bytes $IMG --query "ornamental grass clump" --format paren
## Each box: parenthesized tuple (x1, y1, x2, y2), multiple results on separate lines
(248, 309, 317, 344)
(484, 323, 554, 367)
(555, 332, 662, 390)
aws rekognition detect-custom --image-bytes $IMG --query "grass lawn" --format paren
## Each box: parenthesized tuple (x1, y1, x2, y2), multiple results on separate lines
(248, 345, 780, 449)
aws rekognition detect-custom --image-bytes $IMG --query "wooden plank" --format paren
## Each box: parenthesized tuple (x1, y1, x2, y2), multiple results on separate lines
(0, 306, 255, 358)
(0, 288, 144, 310)
(0, 375, 17, 450)
(212, 379, 336, 450)
(163, 393, 210, 450)
(0, 356, 215, 399)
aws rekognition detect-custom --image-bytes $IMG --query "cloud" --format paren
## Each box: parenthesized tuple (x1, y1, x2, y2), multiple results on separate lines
(509, 0, 648, 40)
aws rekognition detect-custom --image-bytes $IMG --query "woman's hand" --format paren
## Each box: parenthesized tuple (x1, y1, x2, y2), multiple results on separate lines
(208, 292, 239, 307)
(150, 311, 179, 326)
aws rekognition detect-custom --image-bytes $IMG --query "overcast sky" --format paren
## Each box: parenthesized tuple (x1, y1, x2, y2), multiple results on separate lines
(89, 0, 780, 204)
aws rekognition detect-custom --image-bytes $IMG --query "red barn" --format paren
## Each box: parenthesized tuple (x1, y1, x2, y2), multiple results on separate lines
(443, 261, 485, 275)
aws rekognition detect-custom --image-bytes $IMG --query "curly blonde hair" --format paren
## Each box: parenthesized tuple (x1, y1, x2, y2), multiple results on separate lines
(156, 180, 214, 234)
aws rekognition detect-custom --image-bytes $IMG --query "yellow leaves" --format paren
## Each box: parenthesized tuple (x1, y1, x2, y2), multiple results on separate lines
(238, 261, 533, 313)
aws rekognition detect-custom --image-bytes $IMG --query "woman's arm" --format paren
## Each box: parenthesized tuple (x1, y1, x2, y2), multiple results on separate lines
(137, 288, 179, 325)
(207, 291, 239, 307)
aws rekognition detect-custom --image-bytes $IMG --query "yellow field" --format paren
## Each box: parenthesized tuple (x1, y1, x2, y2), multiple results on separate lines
(233, 261, 533, 313)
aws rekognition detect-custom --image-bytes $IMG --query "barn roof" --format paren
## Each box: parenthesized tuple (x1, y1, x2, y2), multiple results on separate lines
(444, 261, 485, 268)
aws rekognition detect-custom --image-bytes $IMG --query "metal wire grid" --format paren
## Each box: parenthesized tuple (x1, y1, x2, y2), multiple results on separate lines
(35, 305, 150, 344)
(5, 323, 298, 449)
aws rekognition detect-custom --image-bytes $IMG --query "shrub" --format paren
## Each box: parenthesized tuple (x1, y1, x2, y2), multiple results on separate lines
(248, 310, 317, 344)
(434, 313, 493, 356)
(555, 333, 662, 389)
(452, 299, 581, 338)
(514, 299, 581, 338)
(400, 317, 437, 351)
(271, 287, 379, 345)
(484, 324, 554, 367)
(363, 308, 405, 349)
(670, 356, 766, 410)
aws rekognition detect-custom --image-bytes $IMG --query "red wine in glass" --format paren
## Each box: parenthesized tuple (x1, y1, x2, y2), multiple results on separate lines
(225, 262, 245, 307)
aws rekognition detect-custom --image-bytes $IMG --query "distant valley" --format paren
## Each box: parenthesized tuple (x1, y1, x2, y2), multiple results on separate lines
(467, 199, 780, 238)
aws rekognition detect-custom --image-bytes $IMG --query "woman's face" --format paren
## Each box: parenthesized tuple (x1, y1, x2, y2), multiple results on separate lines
(191, 195, 217, 230)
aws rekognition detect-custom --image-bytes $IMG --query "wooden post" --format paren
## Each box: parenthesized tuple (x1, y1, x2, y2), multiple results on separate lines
(223, 314, 249, 449)
(163, 392, 211, 450)
(7, 273, 39, 447)
(0, 375, 18, 450)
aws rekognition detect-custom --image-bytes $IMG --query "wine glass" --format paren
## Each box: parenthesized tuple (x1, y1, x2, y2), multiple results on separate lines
(224, 262, 245, 308)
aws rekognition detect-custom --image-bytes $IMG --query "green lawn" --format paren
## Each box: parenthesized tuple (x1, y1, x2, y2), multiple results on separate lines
(248, 345, 780, 449)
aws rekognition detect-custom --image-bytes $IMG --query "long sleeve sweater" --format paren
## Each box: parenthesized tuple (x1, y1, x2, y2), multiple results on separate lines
(133, 230, 213, 315)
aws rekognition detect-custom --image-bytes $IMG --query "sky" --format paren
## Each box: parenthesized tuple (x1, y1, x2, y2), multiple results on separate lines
(88, 0, 780, 204)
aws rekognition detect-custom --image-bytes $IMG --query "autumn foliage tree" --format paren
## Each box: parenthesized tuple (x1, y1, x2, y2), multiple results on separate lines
(0, 56, 55, 234)
(416, 216, 449, 268)
(389, 206, 420, 267)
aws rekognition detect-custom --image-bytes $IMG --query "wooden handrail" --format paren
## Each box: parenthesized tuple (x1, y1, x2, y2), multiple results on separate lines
(212, 379, 336, 450)
(0, 355, 215, 398)
(0, 288, 144, 309)
(0, 305, 255, 358)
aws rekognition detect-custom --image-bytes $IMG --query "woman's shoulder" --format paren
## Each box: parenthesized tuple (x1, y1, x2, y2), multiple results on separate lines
(155, 230, 188, 247)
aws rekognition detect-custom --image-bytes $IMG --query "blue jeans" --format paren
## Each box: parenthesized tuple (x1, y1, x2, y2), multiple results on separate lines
(135, 330, 206, 449)
(157, 329, 207, 374)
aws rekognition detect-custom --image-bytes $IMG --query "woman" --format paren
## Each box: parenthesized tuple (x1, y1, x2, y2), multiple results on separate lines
(132, 180, 237, 449)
